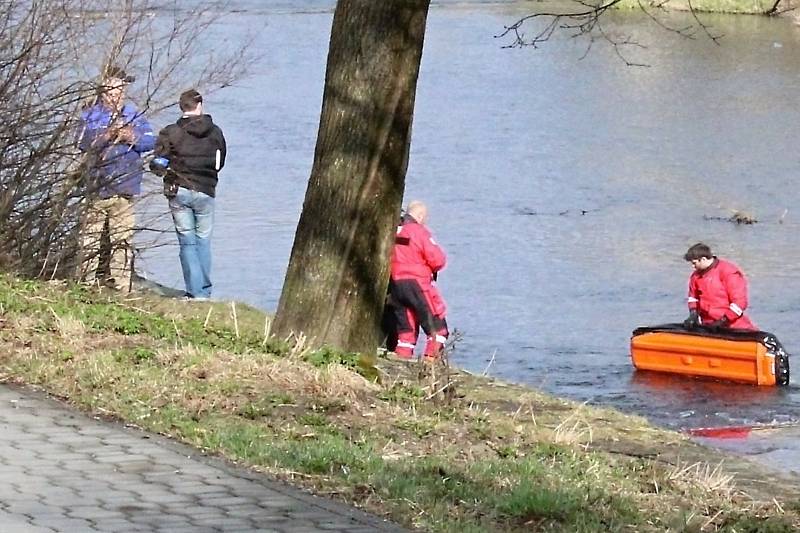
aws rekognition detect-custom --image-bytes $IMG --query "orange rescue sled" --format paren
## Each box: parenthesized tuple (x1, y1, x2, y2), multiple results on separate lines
(630, 324, 790, 386)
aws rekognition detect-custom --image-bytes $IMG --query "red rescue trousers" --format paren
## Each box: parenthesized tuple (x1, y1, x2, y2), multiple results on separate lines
(389, 278, 448, 359)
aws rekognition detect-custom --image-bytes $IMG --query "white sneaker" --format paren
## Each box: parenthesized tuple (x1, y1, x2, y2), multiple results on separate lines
(178, 295, 210, 302)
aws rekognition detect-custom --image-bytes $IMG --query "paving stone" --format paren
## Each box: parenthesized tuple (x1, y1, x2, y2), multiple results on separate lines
(224, 503, 289, 519)
(2, 520, 56, 533)
(65, 506, 127, 520)
(282, 527, 335, 533)
(113, 501, 162, 513)
(29, 515, 98, 532)
(155, 526, 219, 533)
(48, 475, 92, 487)
(315, 518, 376, 530)
(197, 495, 256, 508)
(40, 494, 101, 508)
(258, 495, 309, 509)
(192, 516, 256, 529)
(103, 492, 185, 508)
(242, 512, 292, 523)
(135, 515, 195, 526)
(96, 491, 145, 507)
(24, 509, 69, 522)
(86, 519, 145, 532)
(129, 512, 194, 527)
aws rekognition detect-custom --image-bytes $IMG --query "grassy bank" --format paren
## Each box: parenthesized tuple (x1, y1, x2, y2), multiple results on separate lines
(1, 274, 799, 532)
(616, 0, 775, 14)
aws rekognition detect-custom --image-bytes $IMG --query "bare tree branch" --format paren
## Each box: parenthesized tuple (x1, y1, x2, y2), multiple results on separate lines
(766, 0, 784, 15)
(497, 0, 725, 64)
(0, 0, 257, 278)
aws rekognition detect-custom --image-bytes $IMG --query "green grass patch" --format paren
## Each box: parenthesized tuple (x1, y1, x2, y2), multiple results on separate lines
(379, 382, 425, 404)
(304, 345, 379, 381)
(234, 392, 297, 420)
(112, 347, 157, 364)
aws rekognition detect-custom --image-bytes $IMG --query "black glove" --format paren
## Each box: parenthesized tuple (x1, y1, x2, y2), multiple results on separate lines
(683, 310, 700, 329)
(707, 316, 729, 332)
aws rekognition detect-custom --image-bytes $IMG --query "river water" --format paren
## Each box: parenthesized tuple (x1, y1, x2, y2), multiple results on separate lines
(136, 1, 800, 434)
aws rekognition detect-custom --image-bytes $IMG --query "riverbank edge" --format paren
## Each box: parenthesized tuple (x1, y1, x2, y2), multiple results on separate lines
(616, 0, 786, 15)
(1, 274, 799, 531)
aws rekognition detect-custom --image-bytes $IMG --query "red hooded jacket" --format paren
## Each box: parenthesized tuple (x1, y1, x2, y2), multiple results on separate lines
(390, 215, 446, 285)
(687, 258, 756, 330)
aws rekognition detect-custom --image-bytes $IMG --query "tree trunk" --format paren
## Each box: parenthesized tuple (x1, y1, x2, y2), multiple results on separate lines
(273, 0, 430, 355)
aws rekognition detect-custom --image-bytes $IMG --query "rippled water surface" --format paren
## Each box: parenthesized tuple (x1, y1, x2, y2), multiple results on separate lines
(138, 1, 800, 430)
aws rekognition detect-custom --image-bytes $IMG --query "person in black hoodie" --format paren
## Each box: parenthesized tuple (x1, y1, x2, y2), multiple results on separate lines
(151, 89, 226, 300)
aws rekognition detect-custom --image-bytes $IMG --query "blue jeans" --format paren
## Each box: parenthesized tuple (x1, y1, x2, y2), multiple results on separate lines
(169, 187, 214, 298)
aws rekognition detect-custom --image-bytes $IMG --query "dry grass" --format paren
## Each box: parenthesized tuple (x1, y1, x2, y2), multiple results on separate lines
(50, 311, 86, 342)
(552, 404, 594, 447)
(262, 358, 380, 400)
(667, 460, 737, 499)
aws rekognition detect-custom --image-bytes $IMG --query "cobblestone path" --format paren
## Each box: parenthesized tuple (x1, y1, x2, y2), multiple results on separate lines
(0, 384, 405, 532)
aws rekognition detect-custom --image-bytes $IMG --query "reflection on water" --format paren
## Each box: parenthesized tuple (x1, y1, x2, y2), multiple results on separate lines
(138, 1, 800, 431)
(629, 371, 795, 428)
(693, 425, 800, 475)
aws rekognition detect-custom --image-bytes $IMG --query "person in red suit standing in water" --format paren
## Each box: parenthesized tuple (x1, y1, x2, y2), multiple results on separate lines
(389, 200, 449, 359)
(682, 242, 757, 331)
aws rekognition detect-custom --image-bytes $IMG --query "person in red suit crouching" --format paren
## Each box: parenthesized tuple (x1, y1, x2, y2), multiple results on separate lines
(683, 242, 757, 331)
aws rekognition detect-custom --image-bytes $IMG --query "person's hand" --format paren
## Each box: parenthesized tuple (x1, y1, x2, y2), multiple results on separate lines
(682, 310, 700, 330)
(150, 156, 169, 177)
(707, 316, 729, 332)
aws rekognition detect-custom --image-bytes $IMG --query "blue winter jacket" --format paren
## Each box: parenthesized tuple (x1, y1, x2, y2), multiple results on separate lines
(79, 102, 155, 198)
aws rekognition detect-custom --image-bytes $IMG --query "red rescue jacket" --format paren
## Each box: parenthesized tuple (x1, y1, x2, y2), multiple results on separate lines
(687, 258, 756, 330)
(390, 215, 446, 284)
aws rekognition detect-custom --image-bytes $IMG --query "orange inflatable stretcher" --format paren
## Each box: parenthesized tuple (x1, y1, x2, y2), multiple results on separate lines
(630, 324, 790, 386)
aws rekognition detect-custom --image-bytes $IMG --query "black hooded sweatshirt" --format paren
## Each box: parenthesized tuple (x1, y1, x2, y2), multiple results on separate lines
(154, 114, 226, 198)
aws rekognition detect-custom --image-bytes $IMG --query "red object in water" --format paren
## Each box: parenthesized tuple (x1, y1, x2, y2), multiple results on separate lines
(685, 426, 753, 439)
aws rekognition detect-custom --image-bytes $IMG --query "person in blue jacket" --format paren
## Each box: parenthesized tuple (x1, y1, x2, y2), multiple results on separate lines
(78, 65, 155, 292)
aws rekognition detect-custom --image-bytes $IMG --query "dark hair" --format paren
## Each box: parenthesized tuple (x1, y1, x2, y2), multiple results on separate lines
(684, 242, 713, 262)
(179, 89, 203, 112)
(106, 65, 135, 83)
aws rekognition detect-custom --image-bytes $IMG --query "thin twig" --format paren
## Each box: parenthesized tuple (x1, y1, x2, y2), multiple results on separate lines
(702, 509, 723, 530)
(172, 317, 182, 347)
(425, 379, 455, 401)
(230, 301, 239, 338)
(262, 314, 271, 345)
(482, 349, 496, 376)
(121, 304, 153, 315)
(38, 250, 51, 278)
(49, 256, 60, 280)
